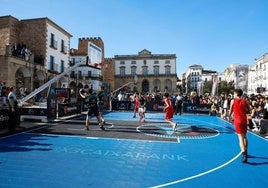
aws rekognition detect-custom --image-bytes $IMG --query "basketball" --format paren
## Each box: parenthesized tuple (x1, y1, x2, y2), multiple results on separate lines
(79, 88, 87, 95)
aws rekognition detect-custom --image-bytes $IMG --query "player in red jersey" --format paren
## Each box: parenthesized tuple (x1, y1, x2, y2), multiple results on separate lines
(229, 89, 250, 163)
(133, 92, 139, 118)
(163, 92, 177, 131)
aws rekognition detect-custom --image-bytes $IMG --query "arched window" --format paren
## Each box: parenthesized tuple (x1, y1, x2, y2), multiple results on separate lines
(142, 66, 148, 75)
(165, 66, 171, 75)
(153, 79, 161, 92)
(131, 66, 137, 76)
(164, 79, 172, 91)
(120, 67, 125, 76)
(142, 79, 149, 92)
(153, 66, 159, 75)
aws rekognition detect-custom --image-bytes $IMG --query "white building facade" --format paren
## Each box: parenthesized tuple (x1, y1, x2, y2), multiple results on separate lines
(185, 64, 203, 93)
(70, 43, 102, 91)
(185, 65, 226, 95)
(114, 49, 178, 93)
(247, 53, 268, 95)
(46, 22, 71, 73)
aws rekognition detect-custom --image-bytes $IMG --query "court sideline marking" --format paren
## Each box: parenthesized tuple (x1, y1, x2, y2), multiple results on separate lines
(150, 151, 241, 188)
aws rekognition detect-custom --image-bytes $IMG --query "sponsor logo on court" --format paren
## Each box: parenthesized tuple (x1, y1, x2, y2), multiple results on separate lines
(53, 146, 189, 161)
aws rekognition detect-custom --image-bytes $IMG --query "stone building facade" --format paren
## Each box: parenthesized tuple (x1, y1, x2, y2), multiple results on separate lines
(102, 58, 115, 91)
(0, 15, 72, 98)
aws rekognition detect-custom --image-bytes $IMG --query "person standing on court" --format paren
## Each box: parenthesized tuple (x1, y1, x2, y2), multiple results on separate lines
(8, 86, 20, 132)
(175, 92, 183, 115)
(79, 86, 104, 131)
(163, 92, 177, 131)
(138, 93, 146, 122)
(133, 92, 139, 118)
(228, 89, 250, 163)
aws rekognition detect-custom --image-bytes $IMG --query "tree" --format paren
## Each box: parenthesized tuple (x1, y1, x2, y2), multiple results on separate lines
(202, 80, 234, 96)
(203, 81, 213, 95)
(218, 81, 234, 95)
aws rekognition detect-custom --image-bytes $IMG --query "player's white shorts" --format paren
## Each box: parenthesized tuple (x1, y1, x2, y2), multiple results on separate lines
(138, 107, 146, 113)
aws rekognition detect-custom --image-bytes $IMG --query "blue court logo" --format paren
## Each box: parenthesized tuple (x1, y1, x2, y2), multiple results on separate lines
(137, 123, 219, 140)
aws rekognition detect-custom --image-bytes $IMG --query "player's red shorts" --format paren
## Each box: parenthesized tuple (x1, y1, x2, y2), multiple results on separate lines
(234, 122, 247, 134)
(165, 108, 174, 121)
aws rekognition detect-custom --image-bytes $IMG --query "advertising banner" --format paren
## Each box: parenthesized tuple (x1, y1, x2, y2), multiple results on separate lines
(0, 108, 9, 129)
(236, 65, 248, 92)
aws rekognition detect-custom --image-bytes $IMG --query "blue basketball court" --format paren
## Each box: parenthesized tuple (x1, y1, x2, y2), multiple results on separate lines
(0, 112, 267, 188)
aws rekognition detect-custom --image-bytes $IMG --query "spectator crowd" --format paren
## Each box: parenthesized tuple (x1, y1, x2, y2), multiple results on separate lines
(110, 89, 268, 138)
(1, 80, 268, 138)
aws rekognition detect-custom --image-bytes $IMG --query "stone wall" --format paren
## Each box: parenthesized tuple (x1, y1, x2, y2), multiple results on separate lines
(19, 18, 47, 59)
(77, 37, 104, 57)
(0, 16, 20, 56)
(103, 58, 115, 90)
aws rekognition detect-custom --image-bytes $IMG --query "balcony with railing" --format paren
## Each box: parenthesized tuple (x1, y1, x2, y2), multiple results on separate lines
(70, 72, 102, 80)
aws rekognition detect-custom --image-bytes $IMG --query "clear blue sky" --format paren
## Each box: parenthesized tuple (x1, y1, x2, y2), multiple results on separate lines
(1, 0, 268, 78)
